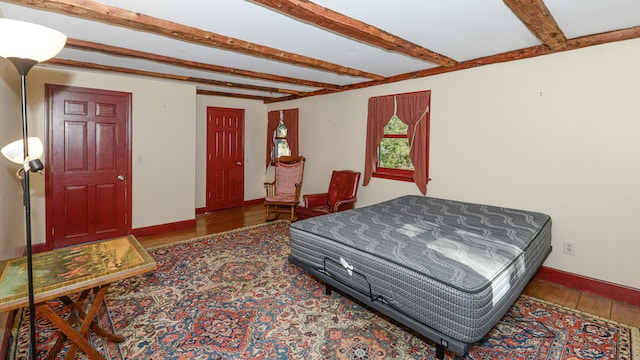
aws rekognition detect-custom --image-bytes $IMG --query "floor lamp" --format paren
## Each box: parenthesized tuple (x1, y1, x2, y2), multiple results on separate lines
(0, 18, 66, 359)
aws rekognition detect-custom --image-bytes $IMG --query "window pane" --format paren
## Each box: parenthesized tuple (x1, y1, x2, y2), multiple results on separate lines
(276, 121, 288, 137)
(379, 138, 413, 170)
(275, 139, 291, 158)
(384, 115, 408, 135)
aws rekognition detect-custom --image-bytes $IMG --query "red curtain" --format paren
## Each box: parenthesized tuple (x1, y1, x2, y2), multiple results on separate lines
(363, 96, 395, 186)
(283, 108, 299, 157)
(396, 91, 431, 195)
(266, 110, 280, 169)
(363, 91, 431, 195)
(266, 109, 299, 169)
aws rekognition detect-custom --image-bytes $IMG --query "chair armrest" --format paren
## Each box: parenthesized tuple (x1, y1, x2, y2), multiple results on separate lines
(303, 193, 328, 208)
(264, 181, 275, 197)
(333, 198, 357, 212)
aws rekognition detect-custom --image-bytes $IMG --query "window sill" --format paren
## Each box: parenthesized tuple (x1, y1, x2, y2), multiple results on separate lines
(372, 169, 413, 183)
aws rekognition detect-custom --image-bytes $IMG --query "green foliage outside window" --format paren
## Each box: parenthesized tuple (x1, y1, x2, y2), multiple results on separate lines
(379, 115, 413, 170)
(274, 119, 290, 158)
(275, 139, 290, 157)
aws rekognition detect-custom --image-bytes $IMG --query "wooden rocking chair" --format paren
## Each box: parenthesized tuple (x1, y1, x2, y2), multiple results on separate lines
(264, 155, 305, 221)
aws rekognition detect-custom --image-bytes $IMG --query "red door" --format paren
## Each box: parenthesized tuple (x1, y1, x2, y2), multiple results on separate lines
(206, 107, 244, 211)
(46, 85, 131, 249)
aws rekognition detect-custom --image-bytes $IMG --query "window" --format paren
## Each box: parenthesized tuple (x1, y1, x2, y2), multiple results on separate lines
(266, 108, 299, 168)
(376, 114, 413, 180)
(274, 113, 291, 158)
(363, 91, 431, 194)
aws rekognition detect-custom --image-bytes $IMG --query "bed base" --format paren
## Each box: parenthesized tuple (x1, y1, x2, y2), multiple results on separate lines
(288, 255, 467, 359)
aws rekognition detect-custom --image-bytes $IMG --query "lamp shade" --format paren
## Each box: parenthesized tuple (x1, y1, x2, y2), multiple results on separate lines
(0, 18, 66, 62)
(1, 137, 43, 164)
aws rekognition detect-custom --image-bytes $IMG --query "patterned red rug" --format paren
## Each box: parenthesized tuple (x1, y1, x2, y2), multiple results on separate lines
(8, 221, 639, 359)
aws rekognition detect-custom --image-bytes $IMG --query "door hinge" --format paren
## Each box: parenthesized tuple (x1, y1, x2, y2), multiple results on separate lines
(208, 192, 211, 199)
(51, 228, 55, 236)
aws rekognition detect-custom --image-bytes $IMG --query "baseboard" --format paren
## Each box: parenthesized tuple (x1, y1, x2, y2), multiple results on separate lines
(244, 198, 264, 206)
(196, 199, 263, 215)
(131, 218, 197, 237)
(534, 266, 640, 306)
(32, 243, 48, 254)
(134, 200, 264, 236)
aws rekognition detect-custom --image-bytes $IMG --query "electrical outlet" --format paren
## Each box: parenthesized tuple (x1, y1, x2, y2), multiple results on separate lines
(563, 241, 575, 256)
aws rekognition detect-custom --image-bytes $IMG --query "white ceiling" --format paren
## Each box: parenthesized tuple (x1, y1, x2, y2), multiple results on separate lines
(1, 0, 639, 102)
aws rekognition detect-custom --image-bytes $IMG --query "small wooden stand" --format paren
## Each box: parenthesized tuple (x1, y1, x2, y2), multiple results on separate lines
(0, 235, 156, 359)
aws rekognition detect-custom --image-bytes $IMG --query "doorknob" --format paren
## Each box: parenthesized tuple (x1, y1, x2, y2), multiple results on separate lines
(117, 175, 125, 181)
(236, 162, 242, 165)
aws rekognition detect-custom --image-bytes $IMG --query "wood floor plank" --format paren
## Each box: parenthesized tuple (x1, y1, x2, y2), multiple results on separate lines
(577, 292, 611, 319)
(611, 300, 640, 327)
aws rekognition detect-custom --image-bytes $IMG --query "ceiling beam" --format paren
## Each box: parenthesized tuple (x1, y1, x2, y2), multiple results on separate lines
(267, 25, 640, 103)
(196, 89, 275, 102)
(250, 0, 457, 67)
(65, 38, 341, 90)
(503, 0, 567, 50)
(6, 0, 384, 80)
(45, 59, 302, 95)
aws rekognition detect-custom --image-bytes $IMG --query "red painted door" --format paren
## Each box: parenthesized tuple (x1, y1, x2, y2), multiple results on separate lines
(206, 107, 244, 211)
(46, 85, 131, 249)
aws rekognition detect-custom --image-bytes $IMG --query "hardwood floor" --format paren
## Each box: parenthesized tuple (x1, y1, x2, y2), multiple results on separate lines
(137, 204, 640, 329)
(137, 205, 267, 248)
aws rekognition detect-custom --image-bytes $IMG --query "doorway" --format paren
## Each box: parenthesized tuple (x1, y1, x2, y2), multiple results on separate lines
(45, 84, 132, 249)
(206, 107, 245, 211)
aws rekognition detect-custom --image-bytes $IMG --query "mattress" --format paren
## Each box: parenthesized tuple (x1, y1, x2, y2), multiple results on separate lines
(289, 195, 552, 355)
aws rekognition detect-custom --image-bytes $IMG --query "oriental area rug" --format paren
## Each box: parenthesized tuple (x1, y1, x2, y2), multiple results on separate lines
(8, 221, 639, 359)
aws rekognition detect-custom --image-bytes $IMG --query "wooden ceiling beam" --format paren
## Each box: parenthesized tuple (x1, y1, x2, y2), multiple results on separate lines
(196, 89, 275, 102)
(503, 0, 567, 50)
(250, 0, 457, 67)
(6, 0, 384, 80)
(268, 25, 640, 103)
(64, 38, 342, 91)
(44, 59, 301, 95)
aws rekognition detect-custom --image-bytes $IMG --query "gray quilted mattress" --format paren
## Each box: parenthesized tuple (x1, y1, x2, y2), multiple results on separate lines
(289, 195, 552, 345)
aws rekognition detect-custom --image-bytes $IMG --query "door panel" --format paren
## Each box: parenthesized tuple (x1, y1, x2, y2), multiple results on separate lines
(64, 121, 88, 171)
(95, 183, 118, 234)
(46, 85, 131, 249)
(96, 123, 117, 170)
(64, 186, 89, 237)
(206, 107, 244, 211)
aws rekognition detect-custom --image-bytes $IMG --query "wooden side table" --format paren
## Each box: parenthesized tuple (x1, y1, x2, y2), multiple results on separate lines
(0, 235, 156, 359)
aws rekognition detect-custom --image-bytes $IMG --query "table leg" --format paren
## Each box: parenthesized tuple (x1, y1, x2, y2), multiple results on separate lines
(37, 284, 122, 360)
(44, 290, 91, 360)
(66, 285, 117, 359)
(37, 301, 104, 360)
(59, 289, 125, 343)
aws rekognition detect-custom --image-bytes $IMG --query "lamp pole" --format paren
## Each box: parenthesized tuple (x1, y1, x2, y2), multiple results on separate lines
(0, 18, 66, 359)
(9, 57, 39, 360)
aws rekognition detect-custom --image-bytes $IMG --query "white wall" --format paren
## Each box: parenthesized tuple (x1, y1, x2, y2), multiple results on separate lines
(21, 67, 197, 239)
(195, 96, 268, 207)
(267, 38, 640, 290)
(0, 59, 26, 260)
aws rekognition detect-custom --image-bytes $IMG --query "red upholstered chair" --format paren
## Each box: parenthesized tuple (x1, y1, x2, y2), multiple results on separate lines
(264, 156, 305, 221)
(297, 170, 361, 220)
